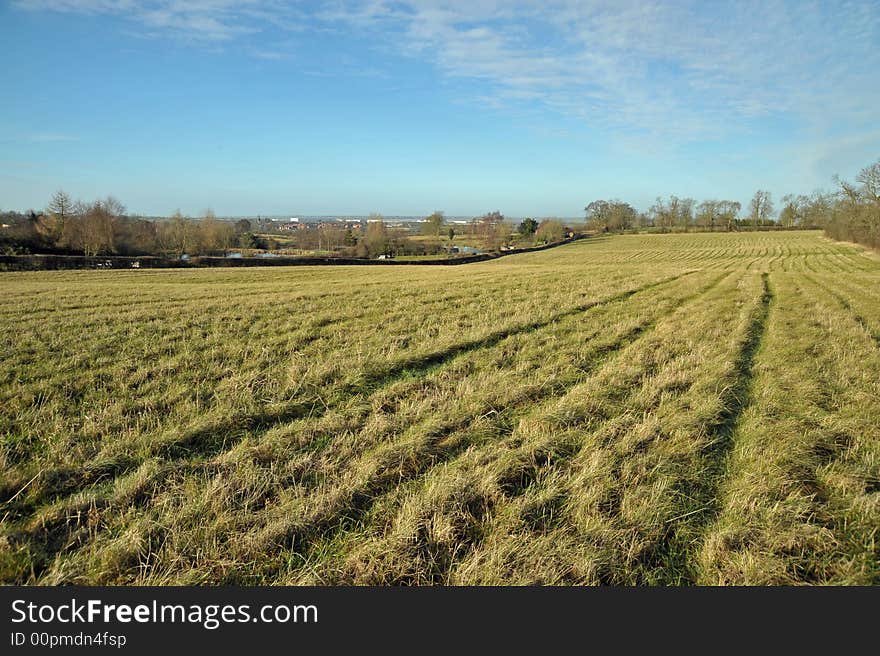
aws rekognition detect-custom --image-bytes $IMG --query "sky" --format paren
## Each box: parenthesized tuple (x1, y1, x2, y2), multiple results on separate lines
(1, 0, 879, 218)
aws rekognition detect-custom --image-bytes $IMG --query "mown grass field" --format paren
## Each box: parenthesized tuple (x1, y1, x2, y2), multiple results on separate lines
(2, 230, 878, 585)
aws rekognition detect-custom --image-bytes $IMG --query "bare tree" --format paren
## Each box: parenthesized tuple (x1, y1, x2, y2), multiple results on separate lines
(749, 190, 774, 229)
(676, 197, 696, 231)
(779, 194, 805, 227)
(717, 200, 742, 231)
(102, 196, 126, 220)
(360, 213, 388, 257)
(855, 160, 880, 204)
(696, 200, 719, 229)
(535, 218, 565, 243)
(476, 211, 505, 251)
(46, 190, 74, 244)
(200, 209, 234, 254)
(585, 200, 637, 233)
(80, 201, 117, 256)
(650, 196, 693, 232)
(164, 210, 196, 256)
(318, 223, 345, 252)
(830, 160, 880, 247)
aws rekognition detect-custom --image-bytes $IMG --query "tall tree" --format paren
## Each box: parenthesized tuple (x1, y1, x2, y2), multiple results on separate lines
(200, 209, 233, 254)
(779, 194, 805, 227)
(165, 210, 194, 255)
(361, 213, 388, 257)
(650, 197, 676, 232)
(749, 190, 774, 229)
(676, 197, 696, 231)
(696, 200, 719, 229)
(476, 211, 505, 251)
(80, 201, 117, 256)
(720, 200, 742, 231)
(585, 200, 611, 231)
(46, 190, 74, 244)
(855, 160, 880, 204)
(830, 159, 880, 247)
(102, 196, 126, 221)
(585, 200, 636, 232)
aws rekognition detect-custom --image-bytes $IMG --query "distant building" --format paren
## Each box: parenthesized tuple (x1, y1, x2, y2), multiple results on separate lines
(279, 219, 307, 231)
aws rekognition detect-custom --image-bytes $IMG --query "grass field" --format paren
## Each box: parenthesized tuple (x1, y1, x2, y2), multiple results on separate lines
(2, 230, 879, 585)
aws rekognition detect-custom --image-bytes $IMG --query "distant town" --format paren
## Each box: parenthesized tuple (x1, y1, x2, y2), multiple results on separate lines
(132, 215, 581, 230)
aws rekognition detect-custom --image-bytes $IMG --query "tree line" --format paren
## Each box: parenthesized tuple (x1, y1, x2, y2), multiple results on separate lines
(584, 196, 766, 233)
(0, 198, 547, 258)
(360, 212, 571, 256)
(3, 159, 876, 257)
(420, 212, 570, 248)
(816, 159, 879, 249)
(0, 193, 263, 257)
(581, 158, 879, 251)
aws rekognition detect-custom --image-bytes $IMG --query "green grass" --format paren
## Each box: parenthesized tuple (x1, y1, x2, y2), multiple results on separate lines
(1, 230, 878, 584)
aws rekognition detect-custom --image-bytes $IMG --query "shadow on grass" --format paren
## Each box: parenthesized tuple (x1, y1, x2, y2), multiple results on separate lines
(6, 271, 699, 519)
(638, 272, 774, 585)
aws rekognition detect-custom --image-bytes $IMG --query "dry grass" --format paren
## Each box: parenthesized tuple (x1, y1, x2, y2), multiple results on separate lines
(1, 230, 878, 584)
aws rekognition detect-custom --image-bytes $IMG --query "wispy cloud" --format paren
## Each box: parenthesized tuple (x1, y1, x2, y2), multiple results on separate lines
(29, 133, 81, 143)
(250, 49, 288, 60)
(323, 0, 880, 141)
(0, 132, 81, 145)
(13, 0, 880, 145)
(13, 0, 301, 41)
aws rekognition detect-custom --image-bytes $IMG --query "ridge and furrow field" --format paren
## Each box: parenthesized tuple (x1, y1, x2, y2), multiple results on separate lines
(1, 230, 878, 584)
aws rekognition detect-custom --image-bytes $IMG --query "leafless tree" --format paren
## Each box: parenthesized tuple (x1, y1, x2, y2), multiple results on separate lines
(749, 190, 774, 229)
(45, 190, 74, 243)
(80, 201, 117, 256)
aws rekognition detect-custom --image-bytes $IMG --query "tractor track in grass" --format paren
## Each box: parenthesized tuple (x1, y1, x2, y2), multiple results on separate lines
(5, 232, 879, 585)
(200, 271, 730, 572)
(2, 271, 688, 513)
(638, 272, 774, 584)
(0, 269, 534, 322)
(262, 271, 735, 583)
(4, 272, 708, 579)
(430, 270, 751, 584)
(802, 274, 880, 348)
(694, 275, 879, 584)
(20, 270, 722, 584)
(30, 275, 694, 478)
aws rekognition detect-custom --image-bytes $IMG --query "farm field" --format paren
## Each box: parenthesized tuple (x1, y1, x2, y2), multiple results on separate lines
(1, 230, 879, 585)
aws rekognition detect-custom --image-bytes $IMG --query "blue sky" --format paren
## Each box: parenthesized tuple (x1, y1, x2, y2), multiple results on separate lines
(1, 1, 879, 218)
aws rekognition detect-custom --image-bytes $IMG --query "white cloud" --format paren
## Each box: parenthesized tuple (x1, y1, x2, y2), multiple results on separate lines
(300, 0, 879, 146)
(29, 133, 81, 142)
(13, 0, 880, 145)
(13, 0, 298, 41)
